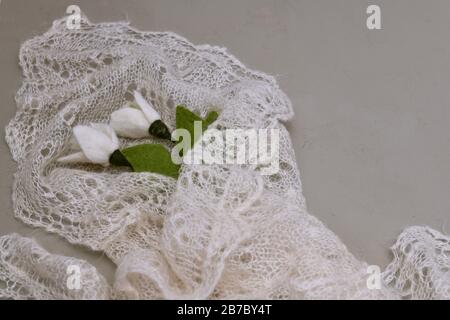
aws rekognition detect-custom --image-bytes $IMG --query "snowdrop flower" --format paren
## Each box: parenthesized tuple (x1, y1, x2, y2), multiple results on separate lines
(57, 123, 120, 166)
(110, 106, 149, 139)
(110, 91, 171, 140)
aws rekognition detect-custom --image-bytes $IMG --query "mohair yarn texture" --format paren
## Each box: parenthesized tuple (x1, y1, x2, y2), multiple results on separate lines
(1, 14, 449, 300)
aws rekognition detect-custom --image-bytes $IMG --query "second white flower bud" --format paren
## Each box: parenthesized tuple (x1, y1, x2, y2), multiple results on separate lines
(110, 91, 171, 140)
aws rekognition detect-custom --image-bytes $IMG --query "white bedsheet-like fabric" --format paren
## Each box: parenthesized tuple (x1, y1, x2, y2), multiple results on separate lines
(1, 14, 448, 300)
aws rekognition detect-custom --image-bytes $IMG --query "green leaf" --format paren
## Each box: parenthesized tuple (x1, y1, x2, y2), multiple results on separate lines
(204, 110, 219, 127)
(175, 106, 219, 149)
(120, 144, 180, 179)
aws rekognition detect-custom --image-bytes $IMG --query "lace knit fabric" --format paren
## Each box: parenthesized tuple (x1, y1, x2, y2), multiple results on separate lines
(1, 14, 448, 299)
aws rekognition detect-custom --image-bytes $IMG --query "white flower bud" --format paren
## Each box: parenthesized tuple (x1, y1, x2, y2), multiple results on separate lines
(57, 123, 119, 166)
(110, 107, 150, 139)
(110, 91, 171, 140)
(133, 90, 161, 124)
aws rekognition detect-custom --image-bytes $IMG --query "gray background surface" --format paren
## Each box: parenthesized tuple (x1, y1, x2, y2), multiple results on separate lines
(1, 0, 449, 284)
